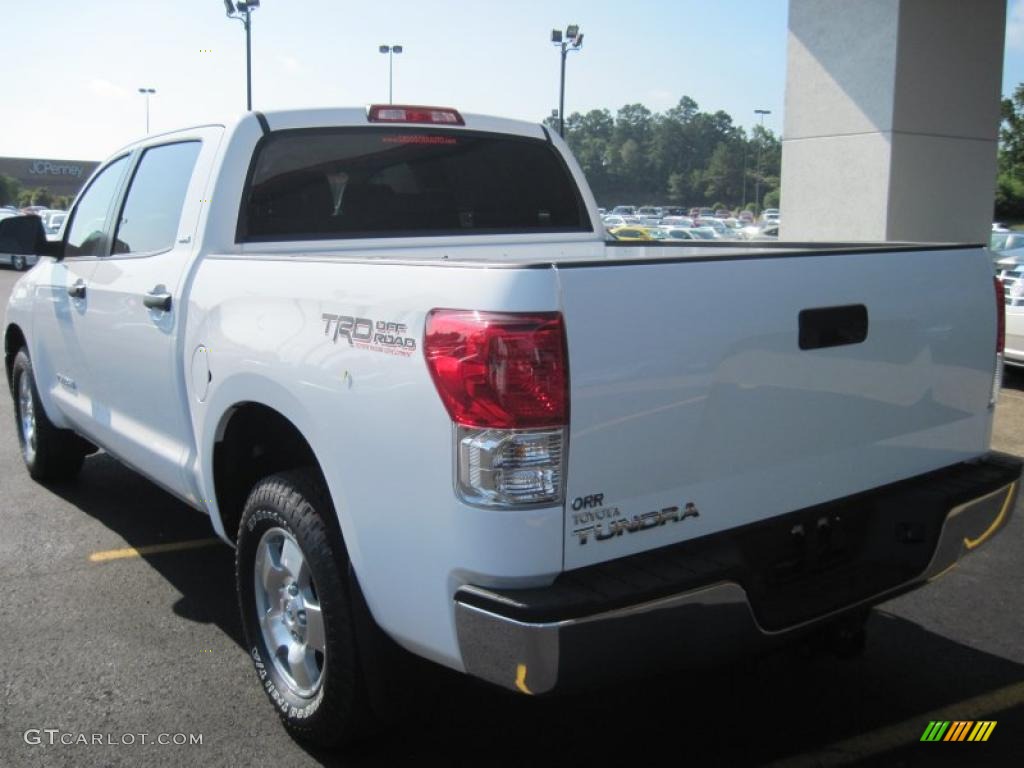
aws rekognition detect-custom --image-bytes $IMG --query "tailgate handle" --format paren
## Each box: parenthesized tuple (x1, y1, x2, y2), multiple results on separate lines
(798, 305, 868, 350)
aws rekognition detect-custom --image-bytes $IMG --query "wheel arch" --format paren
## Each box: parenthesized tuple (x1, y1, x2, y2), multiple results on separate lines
(211, 400, 340, 549)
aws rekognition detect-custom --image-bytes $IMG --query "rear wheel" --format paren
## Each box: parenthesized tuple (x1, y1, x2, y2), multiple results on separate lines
(13, 254, 27, 271)
(11, 348, 88, 482)
(236, 469, 374, 746)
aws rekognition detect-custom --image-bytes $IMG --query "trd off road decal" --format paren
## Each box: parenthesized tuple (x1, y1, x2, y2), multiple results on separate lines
(322, 312, 417, 357)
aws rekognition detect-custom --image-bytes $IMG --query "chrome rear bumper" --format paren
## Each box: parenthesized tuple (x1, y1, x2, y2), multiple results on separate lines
(454, 454, 1020, 695)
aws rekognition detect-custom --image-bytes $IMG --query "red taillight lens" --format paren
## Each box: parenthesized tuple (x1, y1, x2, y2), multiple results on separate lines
(367, 104, 465, 125)
(995, 276, 1006, 354)
(424, 310, 568, 428)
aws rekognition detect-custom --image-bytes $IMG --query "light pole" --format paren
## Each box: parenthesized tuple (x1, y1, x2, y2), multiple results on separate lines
(551, 25, 584, 137)
(224, 0, 260, 110)
(741, 151, 748, 209)
(378, 45, 404, 104)
(754, 108, 771, 214)
(138, 88, 156, 134)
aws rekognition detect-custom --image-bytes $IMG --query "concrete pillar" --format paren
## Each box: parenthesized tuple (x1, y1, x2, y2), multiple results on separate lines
(779, 0, 1006, 243)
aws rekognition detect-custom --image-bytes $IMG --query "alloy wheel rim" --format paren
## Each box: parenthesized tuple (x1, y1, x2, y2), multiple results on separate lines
(17, 372, 36, 464)
(253, 527, 326, 697)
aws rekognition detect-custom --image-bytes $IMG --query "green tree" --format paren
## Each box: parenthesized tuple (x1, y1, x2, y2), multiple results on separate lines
(997, 84, 1024, 219)
(17, 189, 34, 207)
(702, 142, 744, 204)
(0, 174, 21, 207)
(553, 94, 781, 209)
(33, 187, 54, 207)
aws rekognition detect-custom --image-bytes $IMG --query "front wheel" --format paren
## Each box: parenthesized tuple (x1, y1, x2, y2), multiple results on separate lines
(236, 469, 374, 746)
(12, 254, 27, 271)
(11, 348, 88, 482)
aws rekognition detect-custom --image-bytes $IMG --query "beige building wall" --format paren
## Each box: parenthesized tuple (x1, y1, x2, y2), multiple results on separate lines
(780, 0, 1006, 243)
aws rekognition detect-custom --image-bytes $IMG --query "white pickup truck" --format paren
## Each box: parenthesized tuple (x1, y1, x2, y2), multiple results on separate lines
(4, 105, 1020, 746)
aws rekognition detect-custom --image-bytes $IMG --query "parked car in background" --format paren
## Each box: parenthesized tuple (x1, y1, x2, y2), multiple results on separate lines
(996, 251, 1024, 366)
(689, 226, 719, 239)
(610, 205, 636, 216)
(608, 225, 655, 240)
(661, 215, 694, 227)
(990, 231, 1024, 255)
(695, 218, 740, 238)
(45, 212, 67, 239)
(659, 227, 697, 240)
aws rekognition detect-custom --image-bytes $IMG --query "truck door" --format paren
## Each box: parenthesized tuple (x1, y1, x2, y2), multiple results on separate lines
(75, 130, 218, 498)
(30, 155, 131, 434)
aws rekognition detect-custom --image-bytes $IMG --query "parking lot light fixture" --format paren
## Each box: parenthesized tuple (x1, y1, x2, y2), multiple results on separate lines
(551, 25, 584, 138)
(137, 88, 156, 134)
(754, 108, 771, 214)
(224, 0, 260, 110)
(379, 45, 404, 104)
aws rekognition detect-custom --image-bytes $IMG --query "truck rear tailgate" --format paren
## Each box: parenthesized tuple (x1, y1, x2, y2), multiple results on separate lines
(559, 245, 996, 569)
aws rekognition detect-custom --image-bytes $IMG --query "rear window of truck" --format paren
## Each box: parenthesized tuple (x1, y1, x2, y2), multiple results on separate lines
(238, 128, 590, 241)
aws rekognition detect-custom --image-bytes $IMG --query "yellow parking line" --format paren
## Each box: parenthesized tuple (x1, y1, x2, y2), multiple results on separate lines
(766, 680, 1024, 767)
(88, 537, 222, 562)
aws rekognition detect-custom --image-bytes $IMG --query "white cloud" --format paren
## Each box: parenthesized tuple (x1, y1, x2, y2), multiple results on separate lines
(87, 79, 130, 100)
(1008, 0, 1024, 50)
(276, 55, 301, 73)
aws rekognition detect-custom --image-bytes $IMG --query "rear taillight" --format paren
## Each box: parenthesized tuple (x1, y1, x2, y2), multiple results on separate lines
(992, 276, 1005, 407)
(367, 104, 465, 125)
(424, 310, 567, 429)
(425, 310, 568, 507)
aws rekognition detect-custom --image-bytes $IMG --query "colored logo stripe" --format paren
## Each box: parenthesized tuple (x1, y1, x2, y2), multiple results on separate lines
(944, 721, 972, 741)
(920, 720, 996, 742)
(969, 721, 997, 742)
(920, 721, 950, 741)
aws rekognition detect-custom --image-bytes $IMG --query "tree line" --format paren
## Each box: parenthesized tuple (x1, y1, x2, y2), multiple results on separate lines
(998, 83, 1024, 221)
(0, 175, 72, 210)
(545, 95, 781, 211)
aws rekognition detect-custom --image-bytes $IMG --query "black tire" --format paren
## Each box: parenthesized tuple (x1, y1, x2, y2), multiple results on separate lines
(11, 348, 87, 482)
(13, 254, 27, 271)
(236, 469, 375, 746)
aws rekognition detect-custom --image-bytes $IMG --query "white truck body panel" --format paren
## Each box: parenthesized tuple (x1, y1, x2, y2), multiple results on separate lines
(560, 250, 996, 569)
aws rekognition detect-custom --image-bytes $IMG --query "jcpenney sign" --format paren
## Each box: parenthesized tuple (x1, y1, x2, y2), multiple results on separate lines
(28, 161, 84, 178)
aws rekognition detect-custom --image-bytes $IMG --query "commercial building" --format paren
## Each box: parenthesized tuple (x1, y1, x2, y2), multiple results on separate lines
(0, 156, 99, 200)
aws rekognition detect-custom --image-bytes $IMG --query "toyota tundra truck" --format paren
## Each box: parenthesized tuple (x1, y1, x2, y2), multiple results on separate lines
(4, 105, 1020, 746)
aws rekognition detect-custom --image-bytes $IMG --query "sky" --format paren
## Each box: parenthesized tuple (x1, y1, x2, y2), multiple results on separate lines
(2, 0, 1024, 161)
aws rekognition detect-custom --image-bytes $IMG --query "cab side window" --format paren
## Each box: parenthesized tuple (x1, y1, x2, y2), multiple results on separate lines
(64, 156, 129, 257)
(113, 142, 201, 255)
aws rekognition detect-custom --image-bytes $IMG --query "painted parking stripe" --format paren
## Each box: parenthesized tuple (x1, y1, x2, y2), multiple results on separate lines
(88, 537, 222, 562)
(766, 679, 1024, 767)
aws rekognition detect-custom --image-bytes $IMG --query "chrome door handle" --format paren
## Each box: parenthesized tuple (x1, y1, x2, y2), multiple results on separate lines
(143, 289, 172, 312)
(67, 280, 86, 299)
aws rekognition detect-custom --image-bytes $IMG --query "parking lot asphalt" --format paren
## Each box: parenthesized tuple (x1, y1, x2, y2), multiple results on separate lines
(0, 265, 1022, 767)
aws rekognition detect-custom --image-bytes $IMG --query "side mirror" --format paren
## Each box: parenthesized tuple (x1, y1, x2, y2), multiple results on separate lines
(0, 214, 62, 259)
